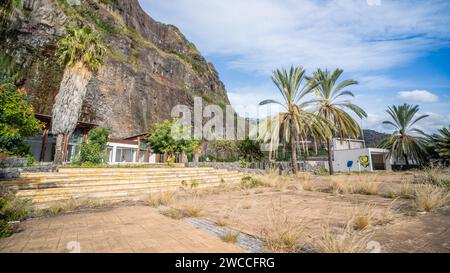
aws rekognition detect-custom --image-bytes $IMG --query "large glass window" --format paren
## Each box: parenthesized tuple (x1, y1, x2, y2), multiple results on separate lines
(115, 147, 137, 163)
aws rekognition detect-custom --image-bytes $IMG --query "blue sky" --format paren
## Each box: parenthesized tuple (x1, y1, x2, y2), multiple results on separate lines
(139, 0, 450, 133)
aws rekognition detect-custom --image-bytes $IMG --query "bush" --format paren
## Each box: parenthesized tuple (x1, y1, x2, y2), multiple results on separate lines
(0, 186, 30, 237)
(72, 127, 109, 166)
(240, 176, 262, 189)
(313, 168, 329, 176)
(0, 73, 42, 156)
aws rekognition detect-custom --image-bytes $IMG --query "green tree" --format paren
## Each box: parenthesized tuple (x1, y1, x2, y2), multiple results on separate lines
(146, 120, 199, 158)
(379, 104, 429, 166)
(73, 127, 110, 166)
(308, 68, 367, 175)
(0, 73, 42, 155)
(238, 138, 264, 162)
(259, 66, 330, 174)
(52, 26, 107, 164)
(425, 126, 450, 166)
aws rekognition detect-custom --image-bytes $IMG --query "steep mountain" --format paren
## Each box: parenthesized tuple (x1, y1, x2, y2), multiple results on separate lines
(363, 129, 389, 148)
(0, 0, 230, 138)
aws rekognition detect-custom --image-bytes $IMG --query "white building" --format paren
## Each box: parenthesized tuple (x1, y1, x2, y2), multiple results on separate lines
(332, 138, 391, 172)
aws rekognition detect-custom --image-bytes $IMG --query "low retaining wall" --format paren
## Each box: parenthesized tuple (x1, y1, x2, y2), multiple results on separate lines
(0, 164, 58, 179)
(0, 158, 29, 168)
(187, 161, 328, 175)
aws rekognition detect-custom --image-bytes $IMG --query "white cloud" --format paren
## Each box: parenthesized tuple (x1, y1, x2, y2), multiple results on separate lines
(140, 0, 450, 75)
(398, 90, 439, 103)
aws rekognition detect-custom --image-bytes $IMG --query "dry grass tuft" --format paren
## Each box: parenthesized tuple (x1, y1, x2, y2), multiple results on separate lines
(353, 181, 379, 196)
(159, 208, 184, 220)
(179, 196, 204, 217)
(330, 179, 353, 194)
(255, 188, 266, 195)
(315, 223, 371, 253)
(260, 208, 308, 253)
(260, 175, 289, 192)
(216, 217, 228, 227)
(147, 191, 177, 207)
(303, 182, 313, 191)
(350, 204, 375, 231)
(414, 168, 450, 188)
(414, 184, 450, 212)
(399, 181, 416, 199)
(220, 229, 240, 244)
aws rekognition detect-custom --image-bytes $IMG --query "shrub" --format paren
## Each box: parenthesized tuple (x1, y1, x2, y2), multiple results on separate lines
(240, 176, 262, 189)
(350, 205, 375, 231)
(0, 73, 42, 156)
(315, 224, 371, 253)
(353, 181, 379, 195)
(72, 127, 109, 166)
(147, 191, 177, 207)
(414, 168, 450, 188)
(159, 208, 184, 220)
(313, 168, 329, 176)
(260, 209, 307, 253)
(179, 196, 204, 217)
(220, 229, 240, 244)
(0, 186, 30, 237)
(414, 184, 450, 212)
(303, 182, 313, 191)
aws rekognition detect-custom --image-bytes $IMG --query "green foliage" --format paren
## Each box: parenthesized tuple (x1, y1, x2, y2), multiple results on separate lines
(379, 104, 429, 166)
(146, 120, 199, 155)
(57, 26, 107, 72)
(259, 66, 332, 174)
(240, 176, 262, 189)
(0, 73, 42, 156)
(0, 0, 21, 31)
(238, 138, 264, 162)
(80, 5, 119, 35)
(209, 140, 239, 162)
(72, 127, 109, 166)
(426, 127, 450, 166)
(313, 168, 330, 176)
(0, 186, 30, 238)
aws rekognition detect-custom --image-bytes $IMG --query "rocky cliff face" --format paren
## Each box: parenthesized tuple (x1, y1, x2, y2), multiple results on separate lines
(1, 0, 230, 138)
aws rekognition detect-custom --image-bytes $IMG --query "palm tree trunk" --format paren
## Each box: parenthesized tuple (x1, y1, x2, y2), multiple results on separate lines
(327, 138, 334, 175)
(290, 128, 298, 174)
(52, 62, 92, 164)
(54, 134, 65, 165)
(314, 137, 318, 156)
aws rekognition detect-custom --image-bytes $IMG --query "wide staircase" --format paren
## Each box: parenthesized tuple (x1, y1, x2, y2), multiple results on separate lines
(0, 167, 243, 207)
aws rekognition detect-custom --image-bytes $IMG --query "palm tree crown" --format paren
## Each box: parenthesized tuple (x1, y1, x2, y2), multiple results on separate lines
(308, 68, 367, 174)
(259, 66, 330, 174)
(309, 68, 367, 138)
(379, 104, 429, 166)
(57, 27, 107, 72)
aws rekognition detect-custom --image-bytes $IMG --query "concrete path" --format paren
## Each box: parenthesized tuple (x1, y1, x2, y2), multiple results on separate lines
(0, 206, 244, 253)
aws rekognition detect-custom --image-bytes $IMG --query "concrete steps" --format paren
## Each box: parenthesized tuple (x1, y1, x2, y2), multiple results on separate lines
(0, 167, 244, 206)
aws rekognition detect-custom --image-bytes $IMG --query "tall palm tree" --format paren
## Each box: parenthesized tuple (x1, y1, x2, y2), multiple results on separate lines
(259, 66, 330, 174)
(308, 69, 367, 175)
(426, 126, 450, 166)
(379, 104, 429, 166)
(52, 27, 106, 164)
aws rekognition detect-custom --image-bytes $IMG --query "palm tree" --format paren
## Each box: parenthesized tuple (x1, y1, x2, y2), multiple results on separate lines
(52, 27, 106, 164)
(259, 66, 330, 174)
(379, 104, 429, 166)
(308, 69, 367, 175)
(426, 127, 450, 166)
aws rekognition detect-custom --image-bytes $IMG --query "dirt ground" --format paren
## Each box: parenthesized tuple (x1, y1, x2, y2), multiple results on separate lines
(1, 171, 449, 253)
(172, 171, 450, 253)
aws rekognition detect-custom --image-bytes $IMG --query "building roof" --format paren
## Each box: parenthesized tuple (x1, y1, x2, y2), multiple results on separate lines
(35, 114, 98, 130)
(123, 133, 150, 140)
